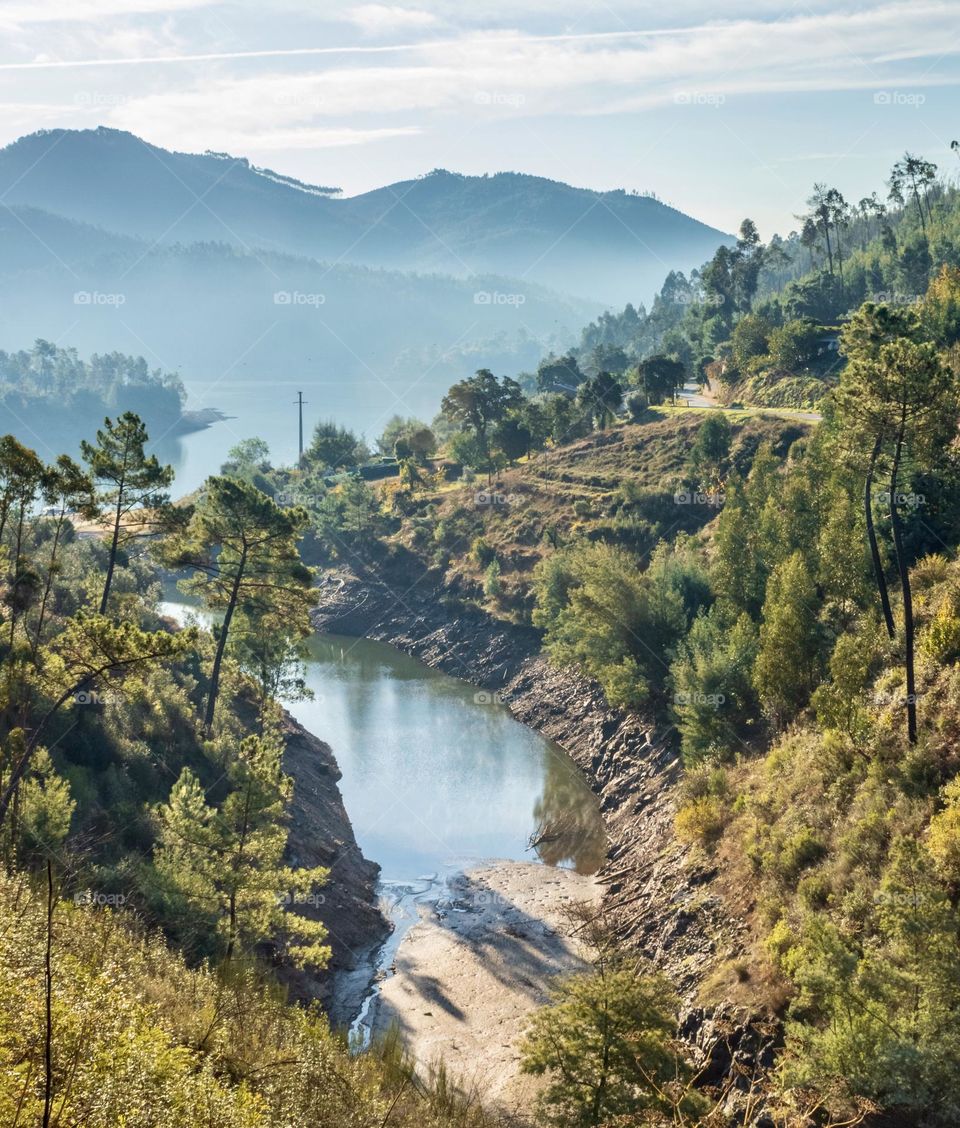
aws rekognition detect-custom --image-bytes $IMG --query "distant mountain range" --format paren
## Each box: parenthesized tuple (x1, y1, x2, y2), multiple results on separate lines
(0, 128, 730, 306)
(0, 128, 730, 468)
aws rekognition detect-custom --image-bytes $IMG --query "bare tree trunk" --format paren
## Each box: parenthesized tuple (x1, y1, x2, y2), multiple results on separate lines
(203, 551, 247, 734)
(99, 482, 125, 615)
(888, 412, 917, 743)
(42, 860, 54, 1128)
(865, 432, 896, 639)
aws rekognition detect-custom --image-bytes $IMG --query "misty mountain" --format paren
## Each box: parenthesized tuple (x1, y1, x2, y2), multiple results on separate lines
(0, 208, 593, 474)
(0, 128, 731, 306)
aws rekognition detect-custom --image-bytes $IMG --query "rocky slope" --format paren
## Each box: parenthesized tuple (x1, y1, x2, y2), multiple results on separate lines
(280, 714, 390, 1026)
(311, 565, 747, 996)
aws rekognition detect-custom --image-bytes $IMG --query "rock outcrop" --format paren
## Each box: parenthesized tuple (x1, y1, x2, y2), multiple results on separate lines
(280, 713, 390, 1027)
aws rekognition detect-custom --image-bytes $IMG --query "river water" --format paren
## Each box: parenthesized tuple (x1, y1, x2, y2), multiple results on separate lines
(160, 594, 605, 1033)
(162, 596, 604, 880)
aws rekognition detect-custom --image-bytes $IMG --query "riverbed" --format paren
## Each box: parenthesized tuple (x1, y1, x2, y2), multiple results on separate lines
(160, 595, 605, 1051)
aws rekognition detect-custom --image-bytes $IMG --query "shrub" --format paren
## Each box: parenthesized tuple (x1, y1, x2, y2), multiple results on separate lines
(520, 965, 703, 1125)
(625, 389, 649, 421)
(927, 775, 960, 885)
(675, 796, 727, 849)
(920, 604, 960, 664)
(471, 536, 495, 567)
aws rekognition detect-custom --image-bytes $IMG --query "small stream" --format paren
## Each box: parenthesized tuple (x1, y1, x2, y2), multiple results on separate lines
(160, 595, 605, 1040)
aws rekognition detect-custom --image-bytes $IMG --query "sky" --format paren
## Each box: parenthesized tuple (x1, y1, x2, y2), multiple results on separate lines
(0, 0, 958, 236)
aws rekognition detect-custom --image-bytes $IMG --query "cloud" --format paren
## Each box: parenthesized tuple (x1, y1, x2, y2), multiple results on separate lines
(3, 1, 959, 167)
(0, 0, 213, 24)
(341, 5, 438, 35)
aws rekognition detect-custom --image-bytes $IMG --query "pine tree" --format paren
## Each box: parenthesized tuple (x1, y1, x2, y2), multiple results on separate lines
(81, 413, 176, 614)
(153, 725, 330, 969)
(754, 552, 823, 724)
(162, 477, 314, 733)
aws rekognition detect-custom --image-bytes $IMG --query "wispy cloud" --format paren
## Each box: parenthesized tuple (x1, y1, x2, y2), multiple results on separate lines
(0, 0, 957, 231)
(341, 5, 438, 35)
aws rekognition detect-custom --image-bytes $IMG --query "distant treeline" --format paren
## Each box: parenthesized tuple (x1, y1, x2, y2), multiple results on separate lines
(0, 339, 186, 451)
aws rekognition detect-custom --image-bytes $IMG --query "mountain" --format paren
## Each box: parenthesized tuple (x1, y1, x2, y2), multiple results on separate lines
(0, 128, 731, 305)
(0, 206, 594, 480)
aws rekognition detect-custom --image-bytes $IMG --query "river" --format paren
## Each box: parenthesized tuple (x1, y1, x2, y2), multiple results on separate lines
(160, 594, 605, 1036)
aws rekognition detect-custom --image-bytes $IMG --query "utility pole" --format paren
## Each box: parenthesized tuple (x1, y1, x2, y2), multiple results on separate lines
(294, 391, 307, 466)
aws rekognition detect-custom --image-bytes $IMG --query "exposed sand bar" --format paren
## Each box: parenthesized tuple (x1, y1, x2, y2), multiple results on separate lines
(371, 860, 599, 1110)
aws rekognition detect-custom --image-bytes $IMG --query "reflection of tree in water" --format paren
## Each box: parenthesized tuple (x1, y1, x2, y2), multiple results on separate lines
(530, 749, 606, 874)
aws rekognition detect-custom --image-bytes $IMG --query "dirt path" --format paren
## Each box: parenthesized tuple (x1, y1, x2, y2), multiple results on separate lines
(371, 861, 599, 1111)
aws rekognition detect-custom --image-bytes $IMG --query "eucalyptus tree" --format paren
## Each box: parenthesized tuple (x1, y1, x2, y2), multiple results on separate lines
(889, 153, 938, 237)
(808, 183, 835, 277)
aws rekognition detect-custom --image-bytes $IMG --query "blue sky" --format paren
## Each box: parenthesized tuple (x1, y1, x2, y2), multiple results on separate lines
(1, 1, 958, 237)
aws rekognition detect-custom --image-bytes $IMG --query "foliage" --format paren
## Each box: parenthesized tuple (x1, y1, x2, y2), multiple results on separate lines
(306, 420, 368, 470)
(161, 476, 314, 731)
(81, 411, 178, 613)
(533, 538, 708, 710)
(520, 961, 696, 1126)
(0, 870, 507, 1128)
(151, 722, 330, 968)
(671, 605, 759, 764)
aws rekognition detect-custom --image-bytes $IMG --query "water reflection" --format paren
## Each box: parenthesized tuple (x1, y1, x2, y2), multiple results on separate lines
(533, 750, 608, 875)
(298, 635, 604, 880)
(159, 605, 605, 881)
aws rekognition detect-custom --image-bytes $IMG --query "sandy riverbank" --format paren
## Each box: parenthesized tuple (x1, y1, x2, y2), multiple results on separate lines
(371, 860, 600, 1112)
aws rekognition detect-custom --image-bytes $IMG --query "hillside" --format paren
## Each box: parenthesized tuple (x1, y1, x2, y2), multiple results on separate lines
(0, 227, 594, 457)
(0, 128, 731, 305)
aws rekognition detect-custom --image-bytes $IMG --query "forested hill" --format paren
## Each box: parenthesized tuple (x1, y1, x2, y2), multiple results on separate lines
(0, 128, 731, 304)
(551, 152, 960, 411)
(0, 341, 187, 454)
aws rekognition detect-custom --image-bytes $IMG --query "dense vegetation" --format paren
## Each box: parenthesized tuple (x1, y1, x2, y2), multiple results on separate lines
(229, 152, 960, 1127)
(0, 415, 517, 1126)
(0, 339, 187, 451)
(5, 147, 960, 1127)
